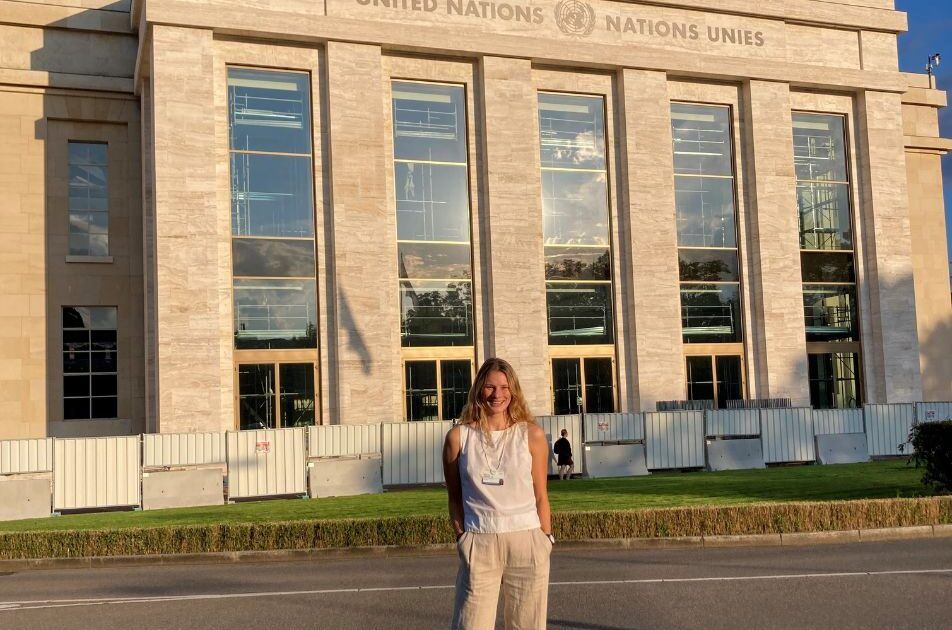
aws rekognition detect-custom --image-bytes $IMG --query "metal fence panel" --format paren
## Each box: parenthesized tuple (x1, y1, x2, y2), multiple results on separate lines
(0, 438, 54, 474)
(644, 411, 705, 470)
(143, 432, 225, 468)
(381, 421, 453, 486)
(308, 424, 381, 458)
(53, 436, 140, 510)
(915, 402, 952, 424)
(812, 409, 864, 436)
(760, 408, 815, 463)
(536, 414, 585, 475)
(704, 409, 760, 438)
(583, 413, 644, 443)
(225, 428, 307, 499)
(865, 404, 915, 456)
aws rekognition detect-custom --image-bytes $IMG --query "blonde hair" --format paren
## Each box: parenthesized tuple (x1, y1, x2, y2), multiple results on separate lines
(459, 358, 535, 434)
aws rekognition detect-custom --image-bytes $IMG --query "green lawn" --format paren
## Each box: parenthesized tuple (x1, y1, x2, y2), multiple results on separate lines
(0, 460, 928, 533)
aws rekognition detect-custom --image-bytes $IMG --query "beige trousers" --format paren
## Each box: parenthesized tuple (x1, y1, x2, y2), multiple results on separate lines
(451, 529, 551, 630)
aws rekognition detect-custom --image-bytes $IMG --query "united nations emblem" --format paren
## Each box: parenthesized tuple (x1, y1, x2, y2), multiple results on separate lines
(554, 0, 596, 37)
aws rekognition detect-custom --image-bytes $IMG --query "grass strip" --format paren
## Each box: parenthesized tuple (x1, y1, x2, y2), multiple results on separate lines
(0, 460, 929, 533)
(1, 496, 949, 560)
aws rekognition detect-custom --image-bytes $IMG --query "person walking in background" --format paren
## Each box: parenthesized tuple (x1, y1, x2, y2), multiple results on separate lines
(442, 357, 554, 630)
(553, 429, 574, 480)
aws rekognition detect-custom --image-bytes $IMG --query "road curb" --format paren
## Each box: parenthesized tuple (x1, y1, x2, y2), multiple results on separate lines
(0, 524, 945, 572)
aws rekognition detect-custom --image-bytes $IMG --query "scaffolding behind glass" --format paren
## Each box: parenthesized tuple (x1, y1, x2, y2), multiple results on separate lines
(793, 113, 862, 408)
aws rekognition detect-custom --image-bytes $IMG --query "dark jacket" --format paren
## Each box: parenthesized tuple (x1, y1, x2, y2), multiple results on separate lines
(553, 437, 573, 466)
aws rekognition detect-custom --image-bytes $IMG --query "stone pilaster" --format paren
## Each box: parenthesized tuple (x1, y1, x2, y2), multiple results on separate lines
(149, 26, 233, 432)
(856, 91, 923, 403)
(617, 69, 685, 410)
(478, 56, 550, 414)
(905, 150, 952, 400)
(324, 42, 401, 423)
(741, 80, 810, 406)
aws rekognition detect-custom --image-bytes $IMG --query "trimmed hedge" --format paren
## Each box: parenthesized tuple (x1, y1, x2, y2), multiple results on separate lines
(1, 496, 950, 561)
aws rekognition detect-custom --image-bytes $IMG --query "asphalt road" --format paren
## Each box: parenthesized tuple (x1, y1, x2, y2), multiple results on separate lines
(0, 538, 950, 629)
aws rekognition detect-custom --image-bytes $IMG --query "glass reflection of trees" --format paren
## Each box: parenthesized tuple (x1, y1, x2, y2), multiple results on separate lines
(671, 103, 742, 344)
(228, 68, 317, 351)
(539, 92, 614, 346)
(392, 82, 473, 348)
(400, 281, 473, 346)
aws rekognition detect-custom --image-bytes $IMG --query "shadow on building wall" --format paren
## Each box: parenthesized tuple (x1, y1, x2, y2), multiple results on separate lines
(32, 3, 143, 438)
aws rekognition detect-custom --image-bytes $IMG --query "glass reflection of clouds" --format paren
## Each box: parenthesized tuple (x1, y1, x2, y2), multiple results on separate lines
(68, 141, 109, 256)
(539, 96, 606, 169)
(542, 170, 610, 246)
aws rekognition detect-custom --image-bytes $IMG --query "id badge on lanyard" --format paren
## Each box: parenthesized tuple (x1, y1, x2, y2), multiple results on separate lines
(481, 472, 505, 486)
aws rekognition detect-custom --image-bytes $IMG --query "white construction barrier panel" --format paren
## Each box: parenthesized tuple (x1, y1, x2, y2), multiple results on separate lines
(706, 439, 765, 472)
(644, 411, 705, 470)
(0, 438, 54, 475)
(53, 436, 141, 511)
(309, 456, 383, 498)
(308, 424, 380, 458)
(760, 408, 815, 464)
(865, 404, 915, 456)
(583, 444, 649, 478)
(381, 421, 452, 486)
(143, 432, 226, 468)
(0, 478, 51, 521)
(915, 402, 952, 424)
(142, 468, 224, 510)
(704, 409, 760, 438)
(583, 413, 644, 443)
(226, 427, 307, 499)
(815, 433, 870, 465)
(813, 408, 864, 436)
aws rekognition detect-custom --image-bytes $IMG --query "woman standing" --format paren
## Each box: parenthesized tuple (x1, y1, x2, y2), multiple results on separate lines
(443, 358, 554, 630)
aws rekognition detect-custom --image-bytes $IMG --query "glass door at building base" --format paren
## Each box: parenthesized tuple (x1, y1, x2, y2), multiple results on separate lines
(404, 359, 473, 421)
(552, 357, 615, 415)
(237, 362, 315, 430)
(685, 355, 743, 409)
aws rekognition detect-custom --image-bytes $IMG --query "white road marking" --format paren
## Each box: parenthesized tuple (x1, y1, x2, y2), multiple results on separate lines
(1, 569, 950, 613)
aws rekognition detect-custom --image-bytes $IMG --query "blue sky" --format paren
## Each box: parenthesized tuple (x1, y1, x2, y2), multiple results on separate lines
(895, 0, 952, 257)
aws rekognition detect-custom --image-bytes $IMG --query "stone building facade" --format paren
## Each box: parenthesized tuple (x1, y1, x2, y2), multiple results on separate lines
(0, 0, 949, 438)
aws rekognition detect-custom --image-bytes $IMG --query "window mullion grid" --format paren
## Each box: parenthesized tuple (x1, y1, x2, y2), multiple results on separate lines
(539, 92, 615, 353)
(392, 81, 474, 359)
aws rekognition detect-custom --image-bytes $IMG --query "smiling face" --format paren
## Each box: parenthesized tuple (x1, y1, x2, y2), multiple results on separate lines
(481, 370, 512, 418)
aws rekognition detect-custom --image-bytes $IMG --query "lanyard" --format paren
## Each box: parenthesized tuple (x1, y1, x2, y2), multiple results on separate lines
(479, 424, 513, 475)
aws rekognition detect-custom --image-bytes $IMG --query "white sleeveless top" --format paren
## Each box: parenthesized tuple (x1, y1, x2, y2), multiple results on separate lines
(458, 423, 541, 533)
